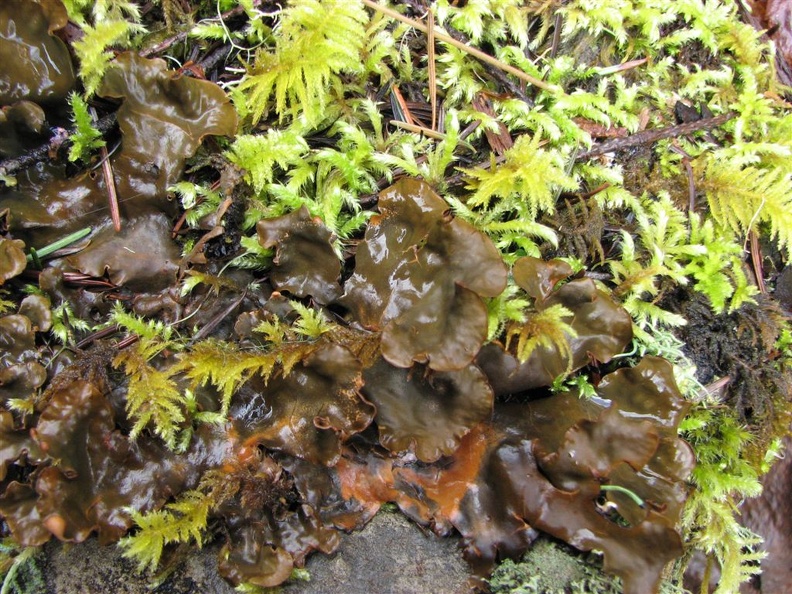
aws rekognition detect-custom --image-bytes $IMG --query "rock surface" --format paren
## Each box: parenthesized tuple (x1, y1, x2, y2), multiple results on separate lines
(40, 511, 472, 594)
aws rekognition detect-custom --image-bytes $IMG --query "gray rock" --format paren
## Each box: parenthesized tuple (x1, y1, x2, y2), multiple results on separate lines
(282, 512, 471, 594)
(40, 511, 472, 594)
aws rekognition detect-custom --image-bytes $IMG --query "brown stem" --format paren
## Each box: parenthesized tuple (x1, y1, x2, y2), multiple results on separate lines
(190, 290, 247, 342)
(76, 324, 121, 349)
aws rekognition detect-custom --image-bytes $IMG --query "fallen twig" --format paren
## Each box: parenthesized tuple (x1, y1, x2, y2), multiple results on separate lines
(669, 144, 696, 212)
(550, 13, 562, 59)
(699, 375, 731, 399)
(576, 112, 735, 160)
(0, 114, 117, 179)
(76, 324, 121, 349)
(190, 290, 248, 343)
(597, 57, 649, 75)
(390, 85, 416, 126)
(472, 94, 513, 155)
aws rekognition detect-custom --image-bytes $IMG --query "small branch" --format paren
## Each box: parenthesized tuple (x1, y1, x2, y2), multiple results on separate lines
(573, 182, 611, 200)
(576, 113, 734, 160)
(669, 144, 696, 212)
(698, 376, 731, 399)
(100, 146, 121, 232)
(190, 290, 247, 343)
(472, 94, 513, 155)
(550, 13, 562, 59)
(390, 86, 415, 126)
(61, 272, 118, 288)
(139, 30, 192, 59)
(197, 44, 233, 75)
(0, 114, 117, 179)
(115, 334, 140, 350)
(76, 324, 121, 349)
(597, 57, 649, 75)
(399, 0, 533, 104)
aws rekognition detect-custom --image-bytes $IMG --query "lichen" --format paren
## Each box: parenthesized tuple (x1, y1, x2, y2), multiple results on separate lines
(488, 538, 624, 594)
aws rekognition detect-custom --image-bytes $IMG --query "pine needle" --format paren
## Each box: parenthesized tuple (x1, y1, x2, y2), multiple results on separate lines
(360, 0, 560, 93)
(427, 8, 437, 131)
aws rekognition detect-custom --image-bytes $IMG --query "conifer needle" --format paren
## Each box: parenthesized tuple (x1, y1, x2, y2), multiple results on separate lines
(91, 106, 122, 232)
(390, 120, 445, 140)
(361, 0, 561, 94)
(26, 227, 92, 262)
(427, 8, 437, 130)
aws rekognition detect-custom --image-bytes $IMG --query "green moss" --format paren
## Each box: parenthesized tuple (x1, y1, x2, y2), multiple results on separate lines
(0, 543, 46, 594)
